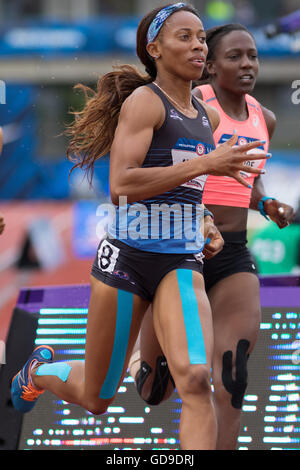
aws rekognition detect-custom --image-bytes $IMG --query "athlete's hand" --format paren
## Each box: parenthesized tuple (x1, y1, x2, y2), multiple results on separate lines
(204, 134, 270, 188)
(264, 199, 295, 229)
(203, 216, 224, 259)
(0, 212, 5, 235)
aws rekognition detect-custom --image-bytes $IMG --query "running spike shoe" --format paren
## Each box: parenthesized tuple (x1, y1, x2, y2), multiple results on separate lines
(11, 345, 54, 412)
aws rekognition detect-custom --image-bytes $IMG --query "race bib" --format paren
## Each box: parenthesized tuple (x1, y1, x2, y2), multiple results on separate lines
(171, 138, 214, 191)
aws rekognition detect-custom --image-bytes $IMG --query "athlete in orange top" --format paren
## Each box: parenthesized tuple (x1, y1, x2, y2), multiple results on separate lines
(199, 83, 269, 208)
(129, 23, 295, 450)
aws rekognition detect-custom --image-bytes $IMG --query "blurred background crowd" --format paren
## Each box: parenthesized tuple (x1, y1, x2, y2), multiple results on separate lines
(0, 0, 299, 341)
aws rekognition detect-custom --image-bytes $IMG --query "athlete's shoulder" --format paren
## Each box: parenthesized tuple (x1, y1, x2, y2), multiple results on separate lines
(123, 84, 162, 109)
(120, 85, 164, 129)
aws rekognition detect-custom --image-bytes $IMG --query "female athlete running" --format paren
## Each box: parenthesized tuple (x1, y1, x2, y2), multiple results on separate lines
(11, 7, 268, 450)
(129, 22, 294, 450)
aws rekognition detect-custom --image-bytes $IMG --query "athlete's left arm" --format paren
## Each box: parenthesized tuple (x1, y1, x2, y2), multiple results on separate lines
(250, 106, 295, 228)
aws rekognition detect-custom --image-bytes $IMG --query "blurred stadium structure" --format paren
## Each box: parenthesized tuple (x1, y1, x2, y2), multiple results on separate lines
(0, 0, 299, 340)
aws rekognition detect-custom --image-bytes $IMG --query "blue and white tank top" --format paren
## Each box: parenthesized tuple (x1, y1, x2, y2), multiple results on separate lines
(108, 83, 215, 253)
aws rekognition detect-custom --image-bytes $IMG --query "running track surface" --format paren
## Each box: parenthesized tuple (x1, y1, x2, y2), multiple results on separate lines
(0, 201, 93, 342)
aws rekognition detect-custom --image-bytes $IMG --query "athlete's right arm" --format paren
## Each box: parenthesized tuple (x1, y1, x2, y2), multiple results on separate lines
(109, 87, 268, 205)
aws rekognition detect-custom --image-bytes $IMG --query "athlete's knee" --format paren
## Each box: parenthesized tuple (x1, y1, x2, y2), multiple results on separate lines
(178, 364, 212, 399)
(81, 390, 113, 416)
(221, 339, 250, 409)
(136, 356, 175, 406)
(84, 398, 110, 416)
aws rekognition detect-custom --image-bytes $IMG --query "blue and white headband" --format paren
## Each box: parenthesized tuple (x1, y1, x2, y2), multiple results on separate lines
(146, 3, 186, 44)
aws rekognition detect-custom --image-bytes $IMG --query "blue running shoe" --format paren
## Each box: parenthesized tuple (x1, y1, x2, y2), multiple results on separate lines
(11, 345, 54, 412)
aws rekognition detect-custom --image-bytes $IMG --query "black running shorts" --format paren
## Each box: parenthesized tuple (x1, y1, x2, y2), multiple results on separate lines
(203, 230, 258, 292)
(91, 237, 204, 302)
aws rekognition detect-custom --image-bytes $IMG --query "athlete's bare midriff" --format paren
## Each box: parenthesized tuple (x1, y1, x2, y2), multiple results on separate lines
(205, 204, 249, 232)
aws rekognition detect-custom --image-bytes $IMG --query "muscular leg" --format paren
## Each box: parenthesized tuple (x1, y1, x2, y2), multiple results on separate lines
(129, 306, 175, 404)
(208, 272, 261, 450)
(32, 276, 149, 414)
(152, 269, 216, 450)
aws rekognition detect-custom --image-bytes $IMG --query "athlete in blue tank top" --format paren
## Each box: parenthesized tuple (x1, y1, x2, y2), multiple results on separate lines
(11, 4, 268, 450)
(109, 82, 215, 253)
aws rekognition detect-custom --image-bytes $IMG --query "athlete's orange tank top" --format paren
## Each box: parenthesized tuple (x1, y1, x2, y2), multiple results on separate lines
(198, 84, 269, 208)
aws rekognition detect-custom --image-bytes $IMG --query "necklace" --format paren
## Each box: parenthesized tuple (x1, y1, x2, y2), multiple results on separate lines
(153, 82, 194, 115)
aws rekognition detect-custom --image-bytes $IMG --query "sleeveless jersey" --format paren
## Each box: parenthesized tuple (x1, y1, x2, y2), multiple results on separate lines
(108, 82, 215, 254)
(198, 84, 269, 208)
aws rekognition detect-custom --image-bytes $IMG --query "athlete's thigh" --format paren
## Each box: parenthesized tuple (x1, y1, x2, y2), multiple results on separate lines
(84, 275, 150, 403)
(209, 272, 261, 380)
(152, 269, 214, 382)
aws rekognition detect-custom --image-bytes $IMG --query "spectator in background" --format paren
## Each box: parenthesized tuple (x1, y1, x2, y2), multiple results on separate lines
(234, 0, 256, 26)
